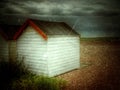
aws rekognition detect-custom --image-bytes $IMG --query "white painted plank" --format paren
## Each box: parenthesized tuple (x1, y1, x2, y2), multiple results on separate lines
(17, 26, 48, 75)
(47, 36, 80, 76)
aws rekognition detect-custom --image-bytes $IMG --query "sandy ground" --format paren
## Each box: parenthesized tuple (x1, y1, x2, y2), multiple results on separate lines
(57, 40, 120, 90)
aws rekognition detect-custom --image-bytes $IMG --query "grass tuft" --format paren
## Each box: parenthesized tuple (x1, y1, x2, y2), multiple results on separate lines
(0, 59, 66, 90)
(12, 75, 66, 90)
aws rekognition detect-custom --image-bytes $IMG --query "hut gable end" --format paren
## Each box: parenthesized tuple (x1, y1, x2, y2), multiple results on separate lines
(13, 19, 48, 40)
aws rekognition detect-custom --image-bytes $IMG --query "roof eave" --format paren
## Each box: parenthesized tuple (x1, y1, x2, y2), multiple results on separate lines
(13, 19, 48, 40)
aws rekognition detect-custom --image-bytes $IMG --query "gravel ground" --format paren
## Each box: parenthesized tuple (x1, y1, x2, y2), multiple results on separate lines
(57, 40, 120, 90)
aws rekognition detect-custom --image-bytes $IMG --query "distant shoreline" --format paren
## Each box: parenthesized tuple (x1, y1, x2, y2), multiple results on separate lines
(80, 37, 120, 41)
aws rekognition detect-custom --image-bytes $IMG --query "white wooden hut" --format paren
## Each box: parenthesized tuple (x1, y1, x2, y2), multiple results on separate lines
(0, 19, 80, 77)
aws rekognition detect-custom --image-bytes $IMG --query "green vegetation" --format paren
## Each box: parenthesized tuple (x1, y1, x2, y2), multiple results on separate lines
(0, 60, 31, 90)
(12, 75, 66, 90)
(0, 59, 66, 90)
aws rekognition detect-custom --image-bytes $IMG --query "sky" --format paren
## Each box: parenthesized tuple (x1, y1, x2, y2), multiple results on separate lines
(0, 0, 120, 37)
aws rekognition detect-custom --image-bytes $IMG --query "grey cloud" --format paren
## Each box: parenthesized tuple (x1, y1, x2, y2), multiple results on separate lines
(7, 5, 27, 14)
(24, 1, 74, 14)
(21, 1, 102, 15)
(0, 0, 120, 16)
(4, 1, 29, 14)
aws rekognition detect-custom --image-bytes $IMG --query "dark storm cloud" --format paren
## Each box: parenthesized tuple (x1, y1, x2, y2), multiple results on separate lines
(0, 0, 120, 16)
(0, 0, 120, 37)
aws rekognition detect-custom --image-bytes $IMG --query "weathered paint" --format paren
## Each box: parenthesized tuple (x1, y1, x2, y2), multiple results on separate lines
(16, 26, 80, 76)
(17, 26, 48, 75)
(47, 35, 80, 76)
(0, 34, 80, 76)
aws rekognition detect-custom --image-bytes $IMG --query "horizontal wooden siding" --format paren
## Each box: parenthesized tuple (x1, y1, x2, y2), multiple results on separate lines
(17, 26, 48, 75)
(47, 35, 80, 76)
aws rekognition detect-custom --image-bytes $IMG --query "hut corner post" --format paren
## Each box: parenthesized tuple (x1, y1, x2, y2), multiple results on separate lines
(9, 40, 17, 62)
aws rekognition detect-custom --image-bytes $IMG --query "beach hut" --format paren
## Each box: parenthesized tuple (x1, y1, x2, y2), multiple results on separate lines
(0, 19, 80, 76)
(0, 25, 20, 61)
